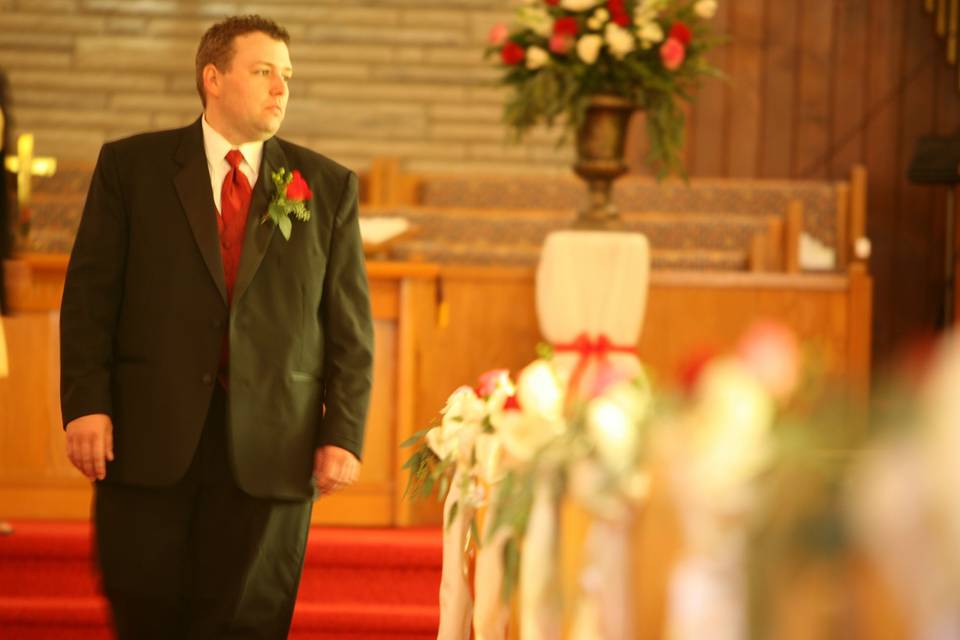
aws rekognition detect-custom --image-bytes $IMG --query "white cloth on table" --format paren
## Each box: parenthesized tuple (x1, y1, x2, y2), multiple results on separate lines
(536, 230, 650, 388)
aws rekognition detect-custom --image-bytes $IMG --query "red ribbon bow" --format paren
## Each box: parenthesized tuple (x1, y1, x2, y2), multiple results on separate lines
(552, 332, 636, 402)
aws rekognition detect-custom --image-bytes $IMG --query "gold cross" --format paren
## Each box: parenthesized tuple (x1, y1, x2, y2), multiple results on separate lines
(3, 130, 57, 233)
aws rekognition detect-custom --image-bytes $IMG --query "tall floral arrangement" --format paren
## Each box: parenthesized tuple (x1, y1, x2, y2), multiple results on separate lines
(486, 0, 722, 177)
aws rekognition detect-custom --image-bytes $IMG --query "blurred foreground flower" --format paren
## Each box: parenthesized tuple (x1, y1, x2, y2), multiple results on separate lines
(849, 333, 960, 639)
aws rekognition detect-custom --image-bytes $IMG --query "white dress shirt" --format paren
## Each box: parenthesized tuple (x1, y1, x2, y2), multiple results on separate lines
(201, 114, 263, 215)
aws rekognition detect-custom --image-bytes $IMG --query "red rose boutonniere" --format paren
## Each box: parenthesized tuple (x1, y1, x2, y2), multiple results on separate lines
(262, 168, 312, 240)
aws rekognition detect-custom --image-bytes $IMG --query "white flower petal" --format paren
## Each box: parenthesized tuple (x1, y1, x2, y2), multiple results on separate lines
(695, 0, 718, 19)
(561, 0, 602, 10)
(576, 34, 604, 65)
(517, 359, 564, 422)
(526, 46, 550, 70)
(604, 23, 636, 59)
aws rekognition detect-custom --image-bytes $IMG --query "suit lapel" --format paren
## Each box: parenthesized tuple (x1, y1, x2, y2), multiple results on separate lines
(232, 135, 286, 306)
(173, 118, 227, 305)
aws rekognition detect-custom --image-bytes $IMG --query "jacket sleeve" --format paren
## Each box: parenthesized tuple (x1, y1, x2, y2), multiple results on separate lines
(317, 170, 374, 459)
(59, 143, 128, 426)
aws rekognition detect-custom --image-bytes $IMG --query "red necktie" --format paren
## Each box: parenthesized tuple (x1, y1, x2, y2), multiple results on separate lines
(218, 149, 252, 385)
(219, 149, 251, 304)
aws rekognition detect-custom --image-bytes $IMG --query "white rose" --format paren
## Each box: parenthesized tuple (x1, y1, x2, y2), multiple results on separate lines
(587, 7, 610, 30)
(576, 34, 604, 65)
(694, 0, 718, 19)
(426, 418, 480, 464)
(634, 0, 667, 23)
(561, 0, 601, 10)
(604, 22, 636, 59)
(484, 378, 516, 416)
(517, 6, 553, 38)
(586, 381, 649, 472)
(441, 385, 486, 429)
(636, 20, 664, 48)
(695, 359, 773, 445)
(426, 425, 456, 460)
(526, 45, 550, 70)
(517, 359, 564, 422)
(492, 410, 564, 462)
(686, 358, 774, 498)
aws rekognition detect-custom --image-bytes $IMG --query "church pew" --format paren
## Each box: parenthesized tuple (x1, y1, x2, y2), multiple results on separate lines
(9, 160, 377, 255)
(367, 158, 869, 275)
(363, 205, 789, 273)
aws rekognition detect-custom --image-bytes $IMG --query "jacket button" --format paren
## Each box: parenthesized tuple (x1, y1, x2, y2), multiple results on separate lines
(202, 373, 213, 385)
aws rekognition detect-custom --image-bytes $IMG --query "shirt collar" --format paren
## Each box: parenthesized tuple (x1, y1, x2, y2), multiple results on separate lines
(201, 113, 264, 175)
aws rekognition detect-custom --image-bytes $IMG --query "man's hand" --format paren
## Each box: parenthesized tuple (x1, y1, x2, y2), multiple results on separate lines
(313, 445, 360, 496)
(65, 414, 114, 481)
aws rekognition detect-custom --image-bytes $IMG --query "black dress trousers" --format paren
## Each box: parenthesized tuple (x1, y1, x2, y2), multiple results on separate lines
(93, 383, 313, 640)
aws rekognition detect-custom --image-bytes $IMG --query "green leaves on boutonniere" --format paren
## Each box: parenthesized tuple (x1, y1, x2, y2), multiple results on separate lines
(262, 168, 312, 241)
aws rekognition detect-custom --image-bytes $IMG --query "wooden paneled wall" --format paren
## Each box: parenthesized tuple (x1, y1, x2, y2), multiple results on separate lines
(627, 0, 957, 367)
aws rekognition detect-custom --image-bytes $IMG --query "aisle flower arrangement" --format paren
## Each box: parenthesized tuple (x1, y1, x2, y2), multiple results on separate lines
(405, 324, 960, 636)
(403, 354, 653, 599)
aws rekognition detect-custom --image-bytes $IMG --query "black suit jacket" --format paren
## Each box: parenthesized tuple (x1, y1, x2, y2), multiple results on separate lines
(60, 118, 374, 500)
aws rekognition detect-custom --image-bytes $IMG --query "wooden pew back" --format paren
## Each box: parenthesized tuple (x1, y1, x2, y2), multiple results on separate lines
(367, 159, 869, 274)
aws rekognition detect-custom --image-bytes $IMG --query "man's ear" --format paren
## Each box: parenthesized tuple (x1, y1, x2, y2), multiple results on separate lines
(202, 63, 221, 100)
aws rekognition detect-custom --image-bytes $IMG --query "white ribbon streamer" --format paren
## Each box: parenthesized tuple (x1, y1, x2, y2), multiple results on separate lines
(666, 547, 746, 640)
(473, 497, 512, 640)
(520, 474, 562, 640)
(437, 469, 474, 640)
(570, 512, 633, 639)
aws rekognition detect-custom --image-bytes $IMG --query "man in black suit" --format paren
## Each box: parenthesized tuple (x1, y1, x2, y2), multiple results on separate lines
(59, 15, 373, 638)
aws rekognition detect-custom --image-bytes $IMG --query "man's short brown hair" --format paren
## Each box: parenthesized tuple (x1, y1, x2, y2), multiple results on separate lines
(195, 15, 290, 107)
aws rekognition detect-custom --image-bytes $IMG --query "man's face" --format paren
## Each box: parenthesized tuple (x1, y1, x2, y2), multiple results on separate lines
(208, 31, 292, 143)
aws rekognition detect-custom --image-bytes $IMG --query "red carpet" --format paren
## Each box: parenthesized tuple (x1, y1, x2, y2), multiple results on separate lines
(0, 521, 442, 639)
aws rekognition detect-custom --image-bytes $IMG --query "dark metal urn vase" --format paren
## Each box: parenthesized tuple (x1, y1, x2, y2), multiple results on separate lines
(572, 94, 636, 229)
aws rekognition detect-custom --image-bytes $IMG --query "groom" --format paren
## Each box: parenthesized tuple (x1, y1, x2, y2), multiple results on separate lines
(59, 15, 373, 639)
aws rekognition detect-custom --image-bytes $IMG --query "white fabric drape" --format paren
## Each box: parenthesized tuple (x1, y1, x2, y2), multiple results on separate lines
(667, 550, 746, 640)
(473, 518, 512, 640)
(570, 514, 634, 640)
(520, 474, 562, 640)
(536, 231, 650, 386)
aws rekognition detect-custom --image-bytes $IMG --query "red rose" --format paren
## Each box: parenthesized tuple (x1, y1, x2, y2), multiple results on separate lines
(503, 394, 522, 412)
(488, 22, 509, 47)
(476, 368, 510, 398)
(549, 33, 574, 54)
(607, 0, 631, 26)
(660, 37, 685, 70)
(501, 41, 526, 65)
(285, 170, 313, 201)
(545, 0, 560, 5)
(736, 320, 800, 400)
(677, 345, 717, 394)
(669, 22, 692, 46)
(553, 16, 578, 38)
